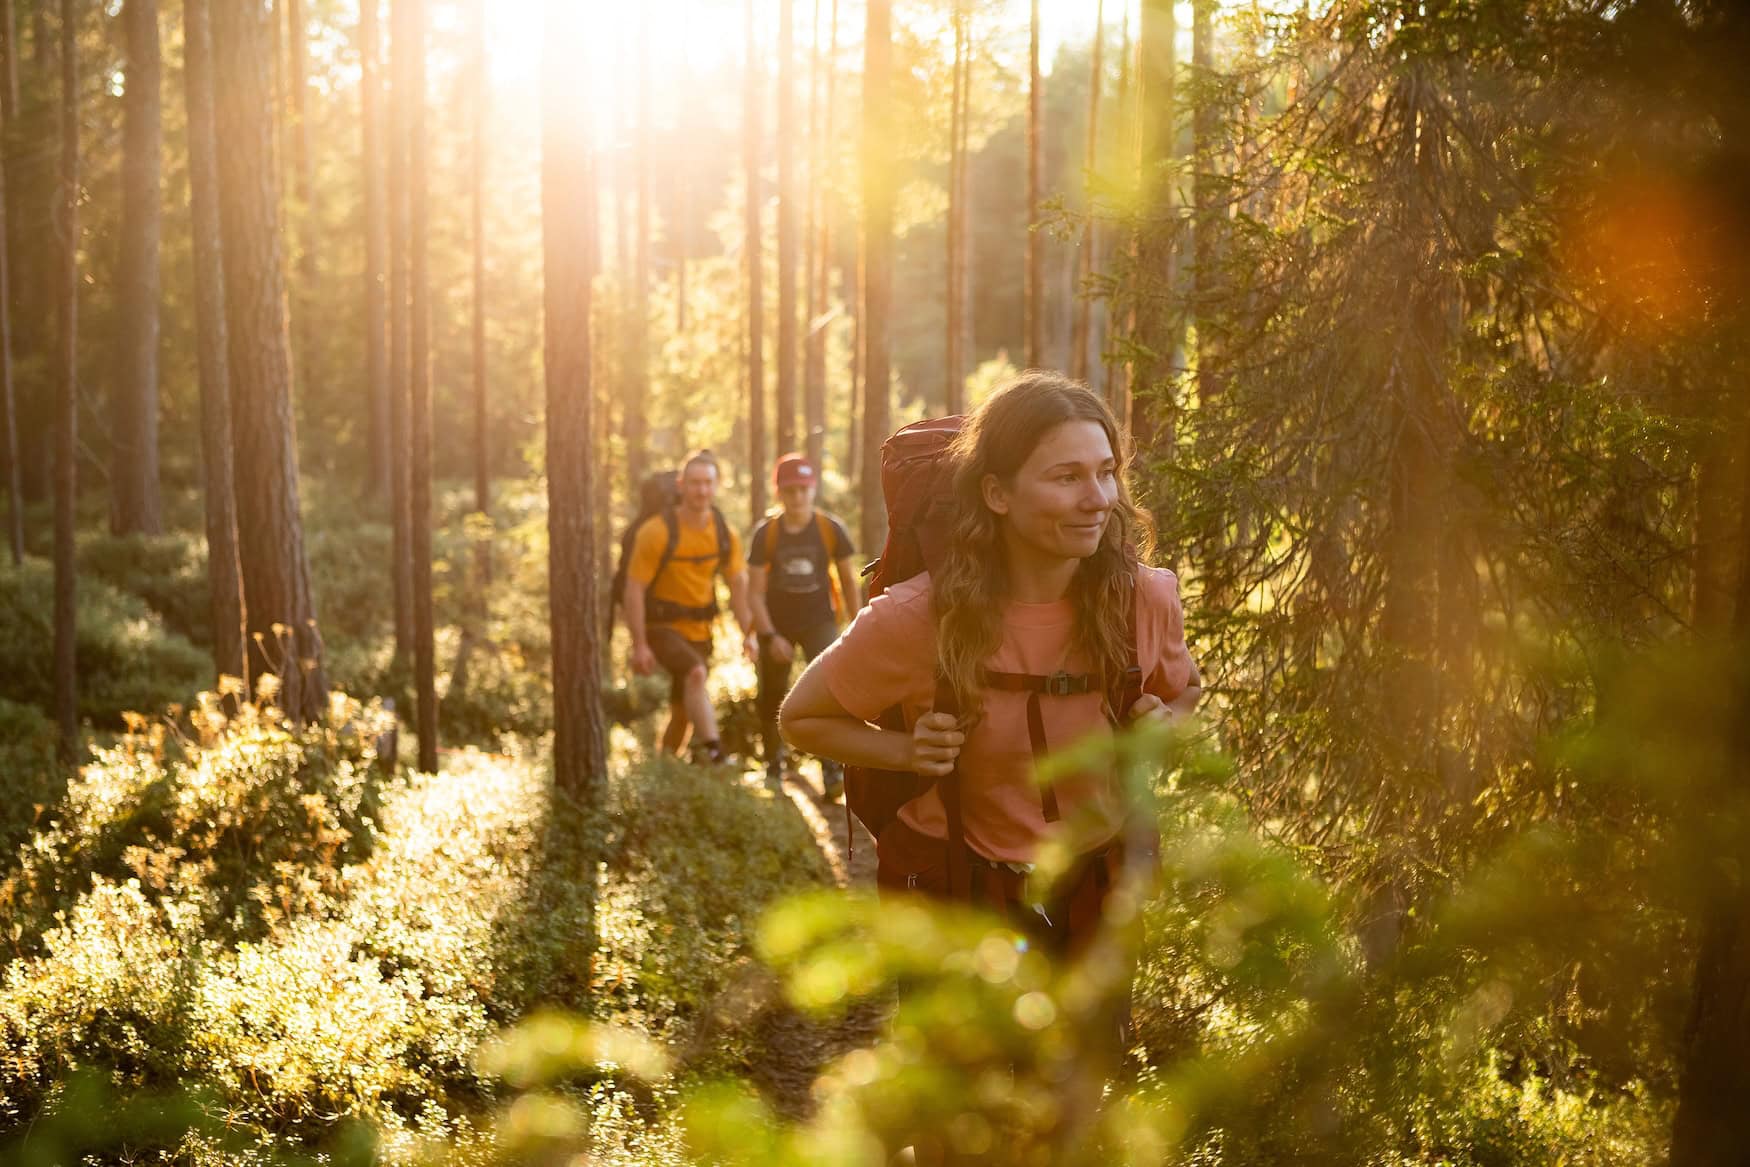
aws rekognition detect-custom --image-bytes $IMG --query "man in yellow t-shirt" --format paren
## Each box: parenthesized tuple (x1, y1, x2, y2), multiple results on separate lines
(624, 450, 755, 765)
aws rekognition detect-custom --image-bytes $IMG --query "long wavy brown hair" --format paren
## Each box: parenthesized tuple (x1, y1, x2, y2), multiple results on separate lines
(934, 371, 1152, 717)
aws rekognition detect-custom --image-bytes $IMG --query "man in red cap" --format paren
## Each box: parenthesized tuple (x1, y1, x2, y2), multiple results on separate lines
(748, 453, 859, 794)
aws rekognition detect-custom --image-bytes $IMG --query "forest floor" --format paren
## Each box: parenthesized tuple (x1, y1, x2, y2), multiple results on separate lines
(740, 759, 886, 1119)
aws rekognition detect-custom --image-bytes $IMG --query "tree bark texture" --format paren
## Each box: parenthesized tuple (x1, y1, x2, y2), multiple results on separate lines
(285, 0, 316, 316)
(945, 0, 965, 414)
(0, 0, 18, 562)
(1024, 0, 1043, 370)
(212, 0, 327, 723)
(111, 0, 163, 535)
(11, 0, 58, 506)
(810, 0, 839, 475)
(1190, 0, 1223, 407)
(52, 0, 76, 756)
(847, 246, 860, 485)
(406, 0, 436, 772)
(802, 0, 824, 471)
(183, 0, 246, 692)
(542, 0, 607, 800)
(362, 0, 390, 501)
(628, 6, 649, 491)
(0, 0, 16, 124)
(388, 0, 414, 664)
(1129, 0, 1177, 457)
(776, 0, 798, 457)
(1670, 353, 1750, 1165)
(859, 0, 892, 552)
(1107, 6, 1133, 414)
(744, 0, 767, 520)
(0, 0, 18, 566)
(470, 0, 488, 524)
(1070, 0, 1104, 385)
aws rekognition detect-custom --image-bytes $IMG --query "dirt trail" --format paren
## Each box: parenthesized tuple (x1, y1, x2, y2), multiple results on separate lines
(740, 762, 887, 1120)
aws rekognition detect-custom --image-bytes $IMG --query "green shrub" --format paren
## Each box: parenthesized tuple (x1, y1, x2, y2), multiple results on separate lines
(1, 695, 389, 953)
(0, 557, 209, 729)
(76, 531, 211, 648)
(305, 519, 397, 692)
(0, 697, 61, 856)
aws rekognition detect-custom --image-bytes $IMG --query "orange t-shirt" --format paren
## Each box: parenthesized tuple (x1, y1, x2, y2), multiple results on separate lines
(815, 567, 1196, 863)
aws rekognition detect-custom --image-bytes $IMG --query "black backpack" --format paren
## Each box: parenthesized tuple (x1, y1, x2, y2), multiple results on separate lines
(607, 470, 733, 632)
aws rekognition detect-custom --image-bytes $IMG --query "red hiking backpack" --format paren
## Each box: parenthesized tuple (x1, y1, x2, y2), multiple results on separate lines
(842, 416, 1146, 900)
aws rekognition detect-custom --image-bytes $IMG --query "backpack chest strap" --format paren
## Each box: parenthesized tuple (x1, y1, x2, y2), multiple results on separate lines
(984, 669, 1096, 697)
(983, 670, 1101, 823)
(981, 666, 1145, 823)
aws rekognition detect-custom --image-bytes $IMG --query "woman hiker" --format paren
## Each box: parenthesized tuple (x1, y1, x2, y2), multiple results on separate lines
(779, 371, 1201, 953)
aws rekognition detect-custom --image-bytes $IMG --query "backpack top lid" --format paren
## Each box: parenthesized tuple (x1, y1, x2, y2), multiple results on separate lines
(637, 470, 680, 519)
(867, 415, 964, 602)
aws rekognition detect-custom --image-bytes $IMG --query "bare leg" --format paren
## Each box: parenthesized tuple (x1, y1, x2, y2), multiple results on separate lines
(680, 664, 719, 743)
(661, 695, 691, 754)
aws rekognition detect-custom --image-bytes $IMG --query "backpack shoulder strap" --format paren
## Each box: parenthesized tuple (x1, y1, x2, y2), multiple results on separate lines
(1108, 569, 1145, 726)
(933, 675, 973, 901)
(649, 509, 682, 591)
(712, 507, 732, 576)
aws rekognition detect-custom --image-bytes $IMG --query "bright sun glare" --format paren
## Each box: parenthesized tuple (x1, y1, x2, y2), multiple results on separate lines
(482, 0, 1143, 105)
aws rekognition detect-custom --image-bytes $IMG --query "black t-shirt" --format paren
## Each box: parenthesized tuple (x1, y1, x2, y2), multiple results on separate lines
(748, 511, 856, 637)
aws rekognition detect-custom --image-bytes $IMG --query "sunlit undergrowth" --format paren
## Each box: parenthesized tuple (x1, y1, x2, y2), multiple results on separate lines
(0, 690, 828, 1161)
(0, 664, 1690, 1164)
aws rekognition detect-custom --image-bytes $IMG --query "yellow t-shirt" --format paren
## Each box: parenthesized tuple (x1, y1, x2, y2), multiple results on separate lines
(628, 509, 746, 643)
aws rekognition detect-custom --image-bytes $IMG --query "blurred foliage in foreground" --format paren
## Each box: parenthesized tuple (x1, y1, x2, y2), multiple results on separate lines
(5, 659, 1731, 1163)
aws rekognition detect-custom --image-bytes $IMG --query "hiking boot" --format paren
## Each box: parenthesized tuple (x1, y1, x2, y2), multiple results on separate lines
(691, 739, 736, 768)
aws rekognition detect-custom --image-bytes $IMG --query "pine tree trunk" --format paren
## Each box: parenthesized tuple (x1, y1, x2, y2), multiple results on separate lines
(0, 0, 15, 120)
(111, 0, 162, 535)
(945, 0, 964, 414)
(212, 0, 327, 723)
(629, 6, 649, 490)
(847, 246, 860, 484)
(13, 0, 56, 506)
(859, 0, 892, 552)
(285, 0, 317, 388)
(388, 0, 413, 665)
(542, 0, 607, 800)
(808, 0, 838, 474)
(1129, 0, 1177, 455)
(183, 0, 246, 693)
(1024, 0, 1043, 370)
(1070, 0, 1104, 384)
(957, 12, 973, 391)
(1190, 0, 1221, 406)
(776, 0, 798, 457)
(802, 0, 824, 470)
(362, 0, 389, 501)
(407, 0, 435, 772)
(52, 0, 76, 757)
(0, 0, 16, 563)
(1107, 6, 1132, 414)
(469, 0, 489, 569)
(744, 0, 766, 520)
(0, 0, 18, 566)
(469, 0, 490, 514)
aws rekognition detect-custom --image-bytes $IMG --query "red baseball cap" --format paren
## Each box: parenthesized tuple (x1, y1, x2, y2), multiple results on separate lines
(774, 454, 817, 487)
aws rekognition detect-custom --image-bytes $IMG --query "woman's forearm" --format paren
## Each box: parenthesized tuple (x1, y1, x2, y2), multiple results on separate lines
(780, 711, 914, 773)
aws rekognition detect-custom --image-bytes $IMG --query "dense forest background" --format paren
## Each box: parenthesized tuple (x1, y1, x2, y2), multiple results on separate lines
(2, 0, 1749, 1162)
